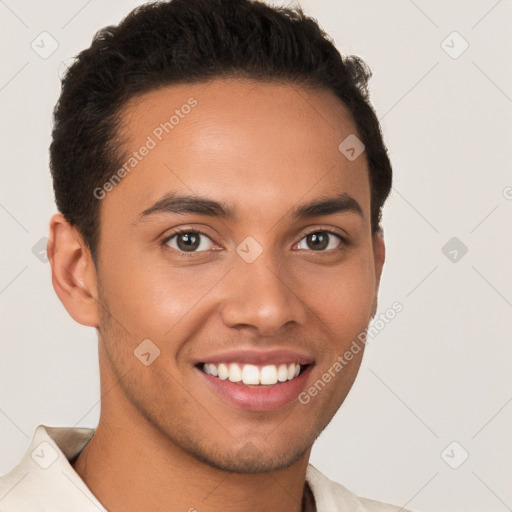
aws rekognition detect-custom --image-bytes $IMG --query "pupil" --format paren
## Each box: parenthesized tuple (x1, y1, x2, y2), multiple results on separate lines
(308, 233, 328, 250)
(178, 233, 199, 251)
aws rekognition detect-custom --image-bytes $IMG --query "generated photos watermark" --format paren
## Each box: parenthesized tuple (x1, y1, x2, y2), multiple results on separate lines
(298, 301, 403, 405)
(93, 97, 198, 200)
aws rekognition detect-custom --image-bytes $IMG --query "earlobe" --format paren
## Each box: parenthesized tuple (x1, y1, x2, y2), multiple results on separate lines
(47, 213, 100, 327)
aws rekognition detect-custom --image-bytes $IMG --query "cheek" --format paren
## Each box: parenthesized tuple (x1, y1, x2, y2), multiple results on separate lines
(98, 248, 224, 339)
(300, 251, 377, 337)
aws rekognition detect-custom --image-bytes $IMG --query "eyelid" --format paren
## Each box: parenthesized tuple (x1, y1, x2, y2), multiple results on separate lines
(162, 227, 212, 243)
(162, 228, 220, 255)
(296, 225, 348, 243)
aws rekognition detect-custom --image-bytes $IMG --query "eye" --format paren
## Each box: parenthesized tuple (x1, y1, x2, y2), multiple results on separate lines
(163, 230, 215, 253)
(295, 231, 343, 252)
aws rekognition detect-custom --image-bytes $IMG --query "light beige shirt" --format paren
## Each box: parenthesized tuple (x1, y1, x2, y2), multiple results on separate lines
(0, 425, 411, 511)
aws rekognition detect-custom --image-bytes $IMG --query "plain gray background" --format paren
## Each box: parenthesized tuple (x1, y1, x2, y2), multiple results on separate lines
(1, 1, 511, 511)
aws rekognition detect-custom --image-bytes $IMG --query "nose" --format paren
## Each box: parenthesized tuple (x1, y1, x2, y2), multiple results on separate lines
(220, 252, 307, 336)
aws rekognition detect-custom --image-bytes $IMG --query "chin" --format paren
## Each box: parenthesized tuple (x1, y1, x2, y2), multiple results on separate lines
(190, 441, 309, 474)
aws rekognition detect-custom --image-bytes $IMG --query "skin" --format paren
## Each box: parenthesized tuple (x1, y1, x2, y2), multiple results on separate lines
(47, 78, 385, 512)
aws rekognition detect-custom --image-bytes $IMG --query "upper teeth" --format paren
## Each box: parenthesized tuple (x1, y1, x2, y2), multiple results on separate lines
(203, 363, 301, 385)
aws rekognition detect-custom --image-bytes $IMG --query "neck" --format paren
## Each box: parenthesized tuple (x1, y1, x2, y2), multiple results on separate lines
(71, 366, 314, 512)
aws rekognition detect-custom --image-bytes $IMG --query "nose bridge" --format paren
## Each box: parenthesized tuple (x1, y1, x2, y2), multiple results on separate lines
(220, 243, 306, 334)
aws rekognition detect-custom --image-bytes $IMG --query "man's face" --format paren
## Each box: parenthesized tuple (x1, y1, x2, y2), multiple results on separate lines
(93, 78, 384, 472)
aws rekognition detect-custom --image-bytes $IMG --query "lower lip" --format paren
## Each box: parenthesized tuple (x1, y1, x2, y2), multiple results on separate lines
(197, 365, 313, 412)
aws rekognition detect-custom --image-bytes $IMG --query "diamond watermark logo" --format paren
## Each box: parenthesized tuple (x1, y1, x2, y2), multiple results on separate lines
(236, 236, 263, 263)
(441, 441, 469, 469)
(442, 237, 468, 263)
(32, 237, 49, 263)
(31, 31, 59, 60)
(134, 339, 160, 366)
(31, 441, 58, 469)
(338, 134, 365, 161)
(441, 31, 469, 60)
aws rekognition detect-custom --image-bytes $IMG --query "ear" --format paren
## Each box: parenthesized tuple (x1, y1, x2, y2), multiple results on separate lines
(47, 213, 100, 327)
(373, 229, 386, 290)
(370, 229, 386, 318)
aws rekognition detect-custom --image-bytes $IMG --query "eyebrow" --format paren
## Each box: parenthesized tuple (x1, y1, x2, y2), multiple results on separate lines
(135, 192, 364, 223)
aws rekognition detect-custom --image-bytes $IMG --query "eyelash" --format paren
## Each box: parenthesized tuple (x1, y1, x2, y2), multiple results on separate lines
(161, 228, 347, 257)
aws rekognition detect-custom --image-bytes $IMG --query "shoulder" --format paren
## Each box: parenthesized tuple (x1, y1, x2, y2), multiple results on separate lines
(306, 464, 414, 512)
(0, 424, 101, 512)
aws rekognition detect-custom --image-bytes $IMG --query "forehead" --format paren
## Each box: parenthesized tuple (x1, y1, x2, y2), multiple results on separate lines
(103, 78, 370, 226)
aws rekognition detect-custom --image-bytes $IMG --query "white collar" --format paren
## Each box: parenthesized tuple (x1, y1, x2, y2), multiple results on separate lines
(0, 424, 398, 512)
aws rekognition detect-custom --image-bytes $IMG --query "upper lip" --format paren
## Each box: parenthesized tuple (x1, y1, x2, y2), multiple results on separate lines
(192, 349, 315, 366)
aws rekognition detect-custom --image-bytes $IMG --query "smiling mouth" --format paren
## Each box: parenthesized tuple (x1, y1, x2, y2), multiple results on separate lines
(198, 362, 310, 386)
